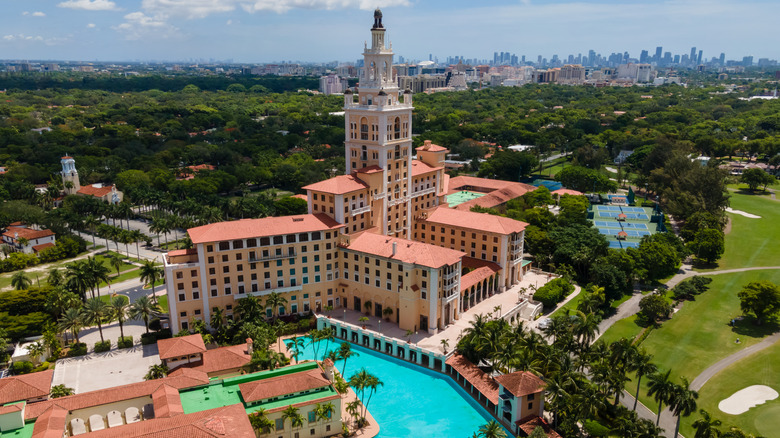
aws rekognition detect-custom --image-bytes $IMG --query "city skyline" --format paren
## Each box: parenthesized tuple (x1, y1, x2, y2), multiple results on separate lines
(1, 0, 779, 63)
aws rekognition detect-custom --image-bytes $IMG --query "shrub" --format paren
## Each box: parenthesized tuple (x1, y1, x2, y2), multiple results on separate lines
(67, 343, 87, 357)
(140, 333, 157, 345)
(155, 329, 172, 340)
(93, 340, 111, 353)
(149, 318, 162, 332)
(32, 361, 50, 373)
(117, 336, 133, 349)
(11, 360, 34, 375)
(533, 278, 575, 308)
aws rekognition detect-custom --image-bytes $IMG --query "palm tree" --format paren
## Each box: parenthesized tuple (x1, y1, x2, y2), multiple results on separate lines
(47, 268, 63, 287)
(362, 372, 383, 421)
(648, 369, 675, 426)
(320, 329, 334, 361)
(338, 342, 358, 378)
(281, 405, 303, 438)
(573, 310, 601, 348)
(130, 230, 144, 261)
(149, 216, 166, 247)
(210, 307, 225, 334)
(58, 307, 83, 344)
(129, 295, 162, 333)
(236, 296, 264, 322)
(139, 260, 163, 304)
(11, 271, 31, 290)
(477, 420, 507, 438)
(108, 296, 129, 339)
(692, 409, 722, 438)
(84, 215, 99, 248)
(315, 402, 335, 436)
(81, 297, 109, 343)
(144, 363, 169, 380)
(85, 256, 110, 297)
(440, 338, 450, 354)
(286, 336, 305, 364)
(109, 255, 123, 277)
(248, 409, 274, 435)
(265, 291, 288, 321)
(630, 349, 658, 411)
(345, 400, 362, 426)
(65, 260, 90, 302)
(669, 377, 699, 438)
(27, 341, 45, 365)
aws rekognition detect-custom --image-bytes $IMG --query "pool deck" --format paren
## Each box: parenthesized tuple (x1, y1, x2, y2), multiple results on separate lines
(306, 271, 552, 355)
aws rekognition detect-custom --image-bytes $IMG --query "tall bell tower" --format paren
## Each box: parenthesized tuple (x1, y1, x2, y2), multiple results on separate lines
(343, 9, 414, 238)
(60, 155, 81, 195)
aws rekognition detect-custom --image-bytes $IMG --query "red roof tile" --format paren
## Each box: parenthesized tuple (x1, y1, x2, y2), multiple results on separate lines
(516, 415, 562, 438)
(157, 334, 206, 360)
(410, 160, 442, 177)
(453, 184, 534, 211)
(445, 354, 498, 404)
(175, 344, 251, 375)
(84, 404, 255, 438)
(551, 188, 583, 196)
(0, 369, 53, 404)
(461, 264, 501, 291)
(302, 174, 369, 194)
(32, 242, 56, 253)
(415, 141, 449, 152)
(345, 232, 464, 269)
(494, 371, 546, 397)
(291, 194, 308, 201)
(187, 214, 343, 244)
(354, 165, 384, 174)
(30, 405, 68, 438)
(425, 207, 528, 235)
(152, 384, 184, 418)
(77, 185, 115, 197)
(2, 227, 55, 241)
(239, 368, 331, 403)
(0, 402, 24, 416)
(167, 248, 197, 257)
(447, 176, 536, 195)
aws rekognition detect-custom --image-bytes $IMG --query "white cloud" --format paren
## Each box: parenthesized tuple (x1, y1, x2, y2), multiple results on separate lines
(240, 0, 410, 14)
(141, 0, 237, 19)
(58, 0, 119, 11)
(115, 11, 179, 40)
(87, 23, 97, 28)
(32, 11, 47, 17)
(2, 34, 45, 42)
(22, 11, 29, 15)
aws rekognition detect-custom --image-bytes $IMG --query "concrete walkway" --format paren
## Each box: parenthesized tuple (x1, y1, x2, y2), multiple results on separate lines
(690, 331, 780, 391)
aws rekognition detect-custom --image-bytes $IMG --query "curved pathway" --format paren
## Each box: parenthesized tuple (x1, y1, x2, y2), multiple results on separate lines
(690, 331, 780, 391)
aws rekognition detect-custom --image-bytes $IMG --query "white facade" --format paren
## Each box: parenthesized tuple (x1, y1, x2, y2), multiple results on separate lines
(319, 74, 348, 95)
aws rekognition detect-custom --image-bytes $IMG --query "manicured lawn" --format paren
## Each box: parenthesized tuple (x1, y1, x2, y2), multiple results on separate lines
(701, 192, 780, 271)
(692, 344, 780, 437)
(598, 314, 643, 345)
(549, 289, 584, 316)
(158, 295, 168, 313)
(633, 270, 780, 432)
(98, 295, 129, 305)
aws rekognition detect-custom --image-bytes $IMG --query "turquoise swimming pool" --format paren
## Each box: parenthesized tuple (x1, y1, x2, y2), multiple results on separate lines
(288, 339, 505, 438)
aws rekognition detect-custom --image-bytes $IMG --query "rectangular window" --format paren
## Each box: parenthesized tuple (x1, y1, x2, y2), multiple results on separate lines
(275, 419, 284, 431)
(218, 242, 230, 251)
(193, 292, 200, 299)
(232, 240, 243, 249)
(178, 294, 185, 302)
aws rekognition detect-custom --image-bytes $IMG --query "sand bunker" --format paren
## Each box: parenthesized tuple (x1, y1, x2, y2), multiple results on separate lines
(718, 385, 778, 415)
(726, 207, 762, 219)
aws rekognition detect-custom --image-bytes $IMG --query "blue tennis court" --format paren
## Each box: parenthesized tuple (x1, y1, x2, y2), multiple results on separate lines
(595, 206, 621, 211)
(624, 230, 651, 237)
(621, 223, 648, 230)
(621, 207, 646, 213)
(594, 220, 622, 228)
(609, 241, 641, 249)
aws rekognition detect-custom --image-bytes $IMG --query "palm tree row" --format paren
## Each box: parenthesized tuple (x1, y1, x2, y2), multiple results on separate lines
(56, 295, 163, 345)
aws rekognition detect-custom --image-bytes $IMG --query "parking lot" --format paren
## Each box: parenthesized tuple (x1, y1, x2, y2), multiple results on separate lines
(51, 344, 160, 394)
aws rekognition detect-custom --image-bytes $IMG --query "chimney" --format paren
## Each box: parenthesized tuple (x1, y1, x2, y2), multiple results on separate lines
(423, 140, 431, 150)
(392, 242, 397, 256)
(246, 338, 253, 355)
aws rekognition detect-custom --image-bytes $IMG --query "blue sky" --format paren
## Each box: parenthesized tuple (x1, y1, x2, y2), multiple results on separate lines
(1, 0, 778, 63)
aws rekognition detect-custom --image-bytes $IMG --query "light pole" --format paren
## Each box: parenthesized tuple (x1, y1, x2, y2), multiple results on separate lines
(343, 309, 346, 321)
(377, 319, 381, 334)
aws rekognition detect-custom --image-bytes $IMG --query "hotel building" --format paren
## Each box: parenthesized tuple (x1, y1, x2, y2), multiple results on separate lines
(164, 9, 533, 335)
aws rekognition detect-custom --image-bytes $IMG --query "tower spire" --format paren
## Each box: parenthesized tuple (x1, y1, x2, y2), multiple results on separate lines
(373, 8, 383, 29)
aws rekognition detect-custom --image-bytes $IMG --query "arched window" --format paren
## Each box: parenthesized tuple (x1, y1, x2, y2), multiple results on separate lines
(394, 117, 401, 140)
(360, 118, 369, 140)
(383, 61, 389, 81)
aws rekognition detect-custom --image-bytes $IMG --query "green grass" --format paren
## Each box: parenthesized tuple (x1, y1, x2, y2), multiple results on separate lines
(692, 344, 780, 437)
(701, 192, 780, 271)
(598, 314, 643, 345)
(632, 270, 780, 435)
(98, 295, 129, 305)
(158, 295, 168, 312)
(549, 289, 584, 316)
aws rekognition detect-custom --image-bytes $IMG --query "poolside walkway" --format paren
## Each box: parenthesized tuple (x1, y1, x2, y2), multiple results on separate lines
(341, 387, 379, 438)
(319, 271, 552, 353)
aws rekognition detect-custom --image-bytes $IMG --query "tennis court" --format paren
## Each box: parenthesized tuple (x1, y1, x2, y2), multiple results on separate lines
(591, 204, 660, 250)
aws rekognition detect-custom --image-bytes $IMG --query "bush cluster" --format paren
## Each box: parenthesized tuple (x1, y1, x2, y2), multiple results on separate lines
(67, 343, 87, 357)
(533, 278, 575, 308)
(11, 360, 34, 375)
(117, 336, 134, 349)
(93, 340, 111, 353)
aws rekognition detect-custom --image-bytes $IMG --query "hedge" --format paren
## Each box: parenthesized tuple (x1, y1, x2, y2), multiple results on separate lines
(32, 362, 50, 373)
(140, 333, 157, 345)
(117, 336, 133, 349)
(533, 278, 575, 308)
(93, 340, 111, 353)
(67, 343, 87, 357)
(11, 361, 34, 375)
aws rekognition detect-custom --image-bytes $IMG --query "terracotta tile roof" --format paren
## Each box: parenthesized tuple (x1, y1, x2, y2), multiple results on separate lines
(494, 371, 546, 397)
(415, 141, 449, 152)
(447, 176, 536, 195)
(0, 369, 53, 404)
(354, 165, 383, 174)
(2, 227, 55, 241)
(166, 367, 210, 381)
(30, 405, 68, 438)
(239, 368, 331, 403)
(445, 354, 498, 404)
(152, 384, 184, 418)
(410, 159, 442, 177)
(461, 264, 501, 291)
(84, 404, 255, 438)
(291, 194, 308, 201)
(453, 184, 534, 211)
(516, 415, 562, 438)
(187, 214, 343, 244)
(302, 174, 369, 195)
(25, 372, 209, 420)
(175, 344, 251, 375)
(167, 248, 197, 257)
(157, 334, 206, 360)
(425, 207, 528, 235)
(551, 188, 583, 196)
(32, 242, 56, 253)
(77, 185, 115, 197)
(0, 402, 24, 416)
(345, 232, 465, 269)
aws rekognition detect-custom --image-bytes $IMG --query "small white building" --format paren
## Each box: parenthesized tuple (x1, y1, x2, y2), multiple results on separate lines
(1, 224, 56, 254)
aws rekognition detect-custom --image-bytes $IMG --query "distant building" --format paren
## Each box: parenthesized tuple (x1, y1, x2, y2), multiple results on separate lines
(614, 149, 634, 164)
(61, 156, 123, 204)
(319, 74, 348, 95)
(557, 64, 585, 85)
(397, 74, 447, 93)
(2, 224, 56, 254)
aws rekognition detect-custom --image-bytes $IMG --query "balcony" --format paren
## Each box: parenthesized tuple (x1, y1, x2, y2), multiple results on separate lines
(387, 196, 409, 207)
(351, 205, 371, 216)
(249, 251, 297, 263)
(412, 186, 436, 198)
(444, 270, 459, 281)
(373, 192, 386, 200)
(236, 283, 303, 299)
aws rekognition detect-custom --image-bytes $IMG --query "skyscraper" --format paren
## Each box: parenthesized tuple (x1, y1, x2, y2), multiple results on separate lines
(697, 50, 703, 64)
(690, 47, 697, 64)
(655, 46, 663, 62)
